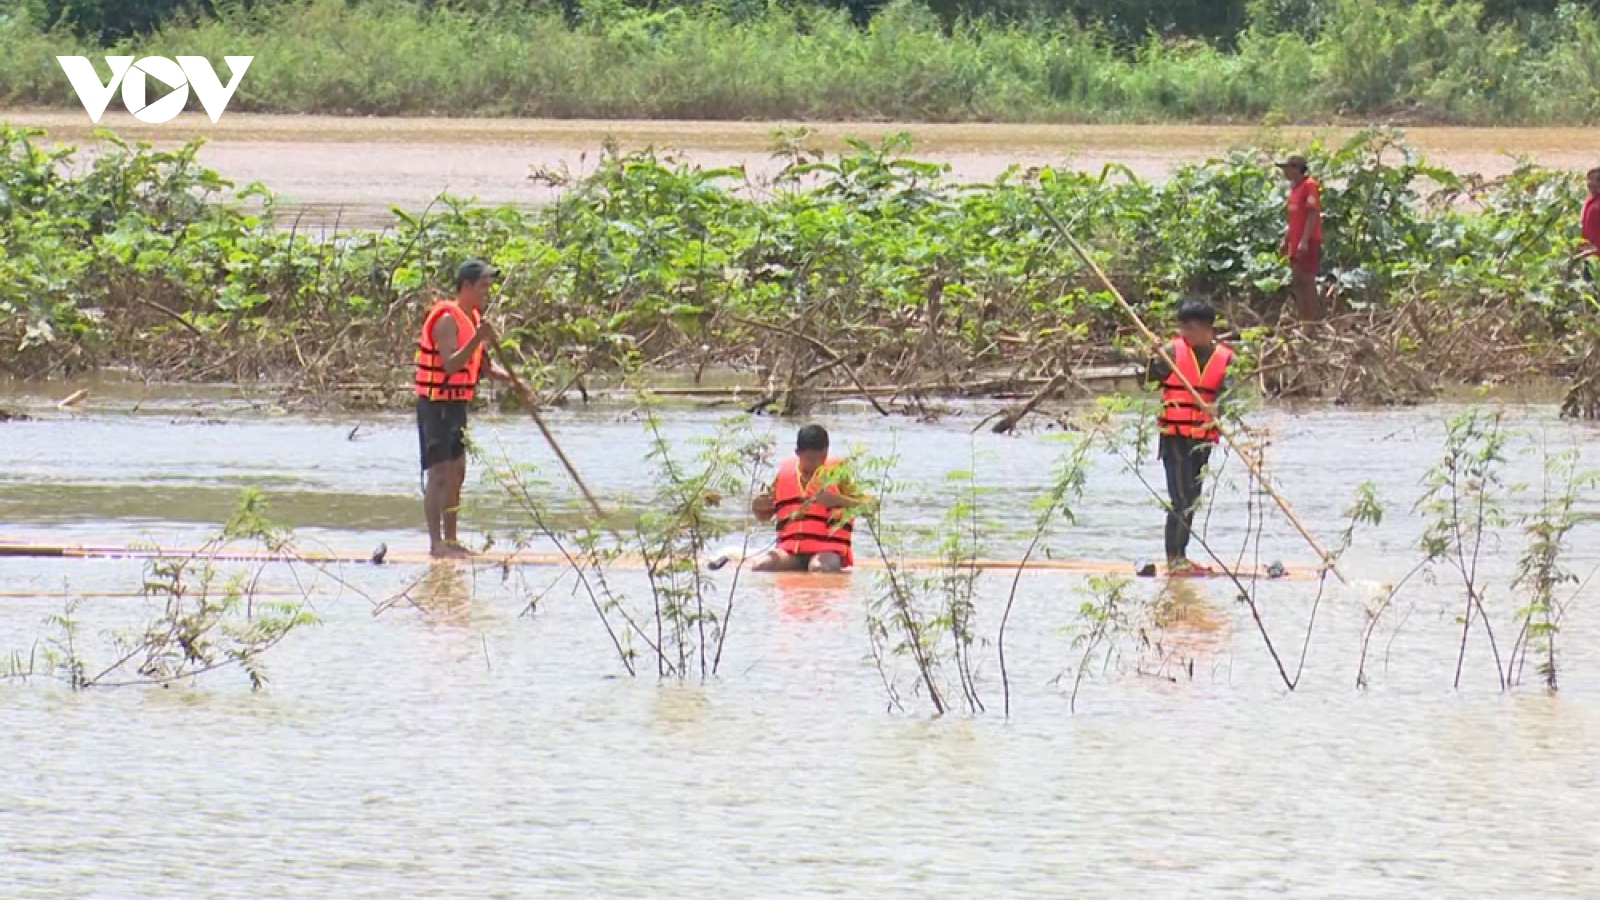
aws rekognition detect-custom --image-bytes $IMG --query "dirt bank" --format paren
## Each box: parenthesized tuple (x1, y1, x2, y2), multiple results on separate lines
(5, 111, 1597, 227)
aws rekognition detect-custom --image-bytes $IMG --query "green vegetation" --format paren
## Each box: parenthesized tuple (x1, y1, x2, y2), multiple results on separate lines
(483, 405, 773, 679)
(2, 125, 1595, 404)
(1, 490, 319, 691)
(466, 395, 1594, 706)
(4, 0, 1600, 123)
(1413, 410, 1596, 691)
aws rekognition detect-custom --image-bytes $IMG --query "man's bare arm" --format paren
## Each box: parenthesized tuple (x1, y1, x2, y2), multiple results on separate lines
(431, 315, 495, 375)
(1296, 207, 1320, 256)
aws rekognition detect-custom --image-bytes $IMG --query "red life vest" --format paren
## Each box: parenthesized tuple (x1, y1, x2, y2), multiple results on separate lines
(1158, 337, 1233, 443)
(772, 456, 854, 567)
(414, 300, 483, 402)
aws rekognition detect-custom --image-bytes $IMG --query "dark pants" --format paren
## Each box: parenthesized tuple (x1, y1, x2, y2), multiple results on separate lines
(1160, 434, 1212, 562)
(416, 397, 468, 472)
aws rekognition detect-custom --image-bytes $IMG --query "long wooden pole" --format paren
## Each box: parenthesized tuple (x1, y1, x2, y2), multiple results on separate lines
(1035, 199, 1347, 584)
(0, 540, 1323, 578)
(487, 344, 607, 520)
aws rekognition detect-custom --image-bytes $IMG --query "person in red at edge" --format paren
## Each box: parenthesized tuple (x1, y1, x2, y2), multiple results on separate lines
(750, 424, 865, 573)
(1578, 167, 1600, 272)
(1278, 154, 1323, 320)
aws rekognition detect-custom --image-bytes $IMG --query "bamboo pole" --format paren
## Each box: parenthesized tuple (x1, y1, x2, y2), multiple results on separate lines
(0, 541, 1321, 579)
(1034, 198, 1347, 584)
(487, 343, 607, 520)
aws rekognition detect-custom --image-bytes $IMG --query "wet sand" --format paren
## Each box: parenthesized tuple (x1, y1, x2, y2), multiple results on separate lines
(6, 110, 1598, 227)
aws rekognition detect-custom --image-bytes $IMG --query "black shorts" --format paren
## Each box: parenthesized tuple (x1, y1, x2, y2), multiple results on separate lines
(416, 397, 468, 471)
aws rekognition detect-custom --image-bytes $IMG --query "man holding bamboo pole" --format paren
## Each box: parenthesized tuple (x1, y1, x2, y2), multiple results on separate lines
(413, 259, 508, 559)
(1037, 197, 1345, 582)
(1148, 299, 1234, 576)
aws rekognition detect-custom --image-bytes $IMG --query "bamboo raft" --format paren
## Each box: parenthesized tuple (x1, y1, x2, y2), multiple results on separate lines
(0, 541, 1322, 581)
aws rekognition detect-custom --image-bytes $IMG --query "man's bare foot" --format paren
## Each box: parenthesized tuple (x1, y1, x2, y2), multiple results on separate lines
(430, 543, 473, 559)
(807, 552, 844, 574)
(1167, 558, 1215, 577)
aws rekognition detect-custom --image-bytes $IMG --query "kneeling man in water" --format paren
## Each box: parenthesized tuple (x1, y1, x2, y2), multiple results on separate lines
(751, 424, 862, 573)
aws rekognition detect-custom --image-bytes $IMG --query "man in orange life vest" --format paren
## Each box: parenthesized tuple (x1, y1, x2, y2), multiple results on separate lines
(1279, 154, 1323, 320)
(750, 424, 861, 573)
(414, 259, 505, 559)
(1150, 299, 1234, 576)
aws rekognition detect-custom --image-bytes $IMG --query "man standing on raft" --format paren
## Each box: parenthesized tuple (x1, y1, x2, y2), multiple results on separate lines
(750, 424, 862, 573)
(1149, 299, 1233, 576)
(414, 259, 504, 559)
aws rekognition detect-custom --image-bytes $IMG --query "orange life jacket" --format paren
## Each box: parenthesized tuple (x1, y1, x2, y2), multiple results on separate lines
(1158, 337, 1233, 442)
(773, 456, 854, 567)
(414, 300, 483, 402)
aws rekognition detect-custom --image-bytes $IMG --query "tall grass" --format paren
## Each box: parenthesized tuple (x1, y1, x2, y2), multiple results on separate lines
(4, 0, 1600, 123)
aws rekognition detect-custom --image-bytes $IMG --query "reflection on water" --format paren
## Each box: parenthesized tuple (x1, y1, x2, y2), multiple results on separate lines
(772, 572, 853, 623)
(411, 563, 475, 628)
(651, 684, 712, 740)
(3, 402, 1600, 894)
(1146, 579, 1232, 675)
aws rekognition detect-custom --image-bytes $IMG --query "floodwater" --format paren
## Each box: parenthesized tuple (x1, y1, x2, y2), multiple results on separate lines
(3, 385, 1600, 896)
(6, 111, 1600, 227)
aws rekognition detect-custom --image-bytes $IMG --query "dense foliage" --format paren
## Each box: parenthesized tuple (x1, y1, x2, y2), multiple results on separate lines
(0, 125, 1594, 402)
(5, 0, 1600, 123)
(16, 0, 1600, 44)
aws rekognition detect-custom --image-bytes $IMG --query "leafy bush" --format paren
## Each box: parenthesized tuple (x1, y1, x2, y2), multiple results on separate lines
(1, 125, 1593, 400)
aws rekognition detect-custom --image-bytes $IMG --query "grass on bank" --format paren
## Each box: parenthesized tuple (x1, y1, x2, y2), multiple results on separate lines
(3, 0, 1600, 124)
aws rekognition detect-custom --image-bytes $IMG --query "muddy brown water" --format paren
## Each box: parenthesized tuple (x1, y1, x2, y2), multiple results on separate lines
(3, 381, 1600, 895)
(7, 111, 1600, 227)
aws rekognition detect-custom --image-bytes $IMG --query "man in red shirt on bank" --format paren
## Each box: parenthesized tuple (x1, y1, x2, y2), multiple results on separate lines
(1278, 154, 1323, 320)
(1578, 166, 1600, 268)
